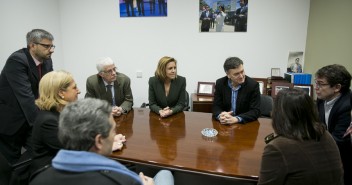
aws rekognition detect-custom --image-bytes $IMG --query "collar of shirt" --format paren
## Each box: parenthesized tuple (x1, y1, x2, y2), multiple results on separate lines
(31, 54, 42, 66)
(103, 80, 115, 87)
(324, 94, 341, 126)
(324, 94, 341, 110)
(227, 79, 241, 91)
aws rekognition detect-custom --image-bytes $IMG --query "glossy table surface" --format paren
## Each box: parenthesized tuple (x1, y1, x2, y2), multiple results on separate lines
(111, 108, 273, 181)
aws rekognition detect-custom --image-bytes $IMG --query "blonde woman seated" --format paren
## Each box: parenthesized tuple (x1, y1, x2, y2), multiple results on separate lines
(148, 56, 186, 118)
(30, 71, 81, 175)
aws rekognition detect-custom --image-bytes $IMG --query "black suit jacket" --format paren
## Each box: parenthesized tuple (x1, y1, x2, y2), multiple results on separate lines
(317, 90, 352, 143)
(0, 48, 53, 135)
(212, 75, 260, 123)
(200, 11, 213, 30)
(148, 75, 186, 115)
(30, 110, 61, 175)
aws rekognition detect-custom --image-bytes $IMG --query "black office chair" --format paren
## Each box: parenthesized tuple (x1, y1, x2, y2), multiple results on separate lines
(141, 91, 190, 111)
(0, 153, 20, 185)
(260, 94, 273, 118)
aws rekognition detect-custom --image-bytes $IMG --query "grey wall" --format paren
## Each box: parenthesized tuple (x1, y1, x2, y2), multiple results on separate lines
(1, 0, 310, 107)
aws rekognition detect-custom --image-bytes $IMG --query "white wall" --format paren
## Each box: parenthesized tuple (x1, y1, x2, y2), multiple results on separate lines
(1, 0, 310, 108)
(0, 0, 64, 70)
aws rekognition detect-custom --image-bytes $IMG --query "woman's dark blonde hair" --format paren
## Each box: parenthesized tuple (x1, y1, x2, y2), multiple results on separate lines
(154, 56, 177, 82)
(36, 70, 73, 112)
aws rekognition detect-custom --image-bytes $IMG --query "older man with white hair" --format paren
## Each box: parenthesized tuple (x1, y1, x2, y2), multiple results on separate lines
(85, 57, 133, 116)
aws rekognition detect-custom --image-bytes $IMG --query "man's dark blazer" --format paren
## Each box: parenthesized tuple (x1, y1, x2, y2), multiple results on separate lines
(148, 75, 186, 115)
(317, 90, 352, 143)
(200, 11, 213, 31)
(317, 90, 352, 184)
(212, 75, 260, 123)
(0, 48, 53, 135)
(30, 110, 61, 175)
(85, 73, 133, 112)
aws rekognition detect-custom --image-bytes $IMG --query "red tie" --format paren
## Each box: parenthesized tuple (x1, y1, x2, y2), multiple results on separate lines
(37, 64, 42, 79)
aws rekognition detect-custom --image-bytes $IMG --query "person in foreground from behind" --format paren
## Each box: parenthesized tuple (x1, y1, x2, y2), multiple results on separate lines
(212, 57, 260, 124)
(258, 89, 343, 185)
(85, 57, 133, 117)
(315, 64, 352, 185)
(30, 70, 80, 176)
(30, 98, 174, 185)
(149, 56, 186, 118)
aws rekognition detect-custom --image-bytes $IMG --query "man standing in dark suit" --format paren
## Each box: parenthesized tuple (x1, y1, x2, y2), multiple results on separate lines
(200, 6, 213, 32)
(315, 64, 352, 185)
(85, 57, 133, 117)
(234, 0, 248, 32)
(213, 57, 260, 124)
(0, 29, 54, 164)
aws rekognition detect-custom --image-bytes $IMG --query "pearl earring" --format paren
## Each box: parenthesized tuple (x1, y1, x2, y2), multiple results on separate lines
(61, 96, 64, 99)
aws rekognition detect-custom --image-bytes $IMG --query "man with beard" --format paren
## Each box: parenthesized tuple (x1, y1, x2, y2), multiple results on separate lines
(0, 29, 55, 164)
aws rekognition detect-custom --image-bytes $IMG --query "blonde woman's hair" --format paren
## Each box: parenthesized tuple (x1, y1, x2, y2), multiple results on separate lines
(154, 56, 177, 82)
(36, 70, 73, 112)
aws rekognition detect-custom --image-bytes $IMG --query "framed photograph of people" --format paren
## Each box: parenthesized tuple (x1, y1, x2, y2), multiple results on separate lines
(119, 0, 168, 17)
(197, 82, 215, 96)
(199, 0, 248, 32)
(293, 84, 313, 97)
(271, 82, 293, 98)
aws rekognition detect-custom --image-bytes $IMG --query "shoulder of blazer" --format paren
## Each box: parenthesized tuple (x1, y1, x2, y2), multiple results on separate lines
(87, 74, 102, 84)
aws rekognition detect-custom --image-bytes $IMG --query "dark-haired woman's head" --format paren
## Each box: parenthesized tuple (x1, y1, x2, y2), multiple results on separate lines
(272, 88, 324, 141)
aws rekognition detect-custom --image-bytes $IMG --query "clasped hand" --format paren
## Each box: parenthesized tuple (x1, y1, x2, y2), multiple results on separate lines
(219, 111, 239, 125)
(159, 107, 173, 118)
(112, 134, 126, 151)
(112, 106, 123, 117)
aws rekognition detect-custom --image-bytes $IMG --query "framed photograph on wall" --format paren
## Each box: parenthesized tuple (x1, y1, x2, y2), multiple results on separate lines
(199, 0, 248, 32)
(119, 0, 168, 17)
(197, 82, 215, 96)
(293, 84, 313, 97)
(271, 82, 292, 98)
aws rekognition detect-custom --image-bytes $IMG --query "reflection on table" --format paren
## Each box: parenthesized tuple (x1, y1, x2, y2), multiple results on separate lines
(111, 108, 273, 182)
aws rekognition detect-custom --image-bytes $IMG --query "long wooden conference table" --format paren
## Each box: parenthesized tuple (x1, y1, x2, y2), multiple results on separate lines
(111, 108, 273, 184)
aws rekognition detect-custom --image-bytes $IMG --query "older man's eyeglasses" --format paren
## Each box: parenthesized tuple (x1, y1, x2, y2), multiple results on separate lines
(35, 43, 56, 50)
(314, 80, 330, 88)
(102, 67, 117, 75)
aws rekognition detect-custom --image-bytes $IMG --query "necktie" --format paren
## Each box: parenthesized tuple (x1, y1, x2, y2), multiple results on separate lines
(37, 64, 42, 79)
(106, 85, 115, 106)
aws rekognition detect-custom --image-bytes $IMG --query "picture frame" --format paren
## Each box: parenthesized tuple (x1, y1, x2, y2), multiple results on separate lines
(253, 77, 268, 95)
(293, 84, 313, 97)
(271, 82, 293, 98)
(271, 68, 281, 77)
(197, 82, 215, 96)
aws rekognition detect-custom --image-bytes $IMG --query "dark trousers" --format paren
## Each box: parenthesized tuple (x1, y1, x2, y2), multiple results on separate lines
(0, 123, 32, 165)
(125, 0, 135, 16)
(137, 0, 145, 16)
(338, 143, 352, 185)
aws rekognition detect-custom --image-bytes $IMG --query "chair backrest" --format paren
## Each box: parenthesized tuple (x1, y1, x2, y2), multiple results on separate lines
(260, 94, 273, 117)
(140, 90, 190, 111)
(184, 90, 190, 111)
